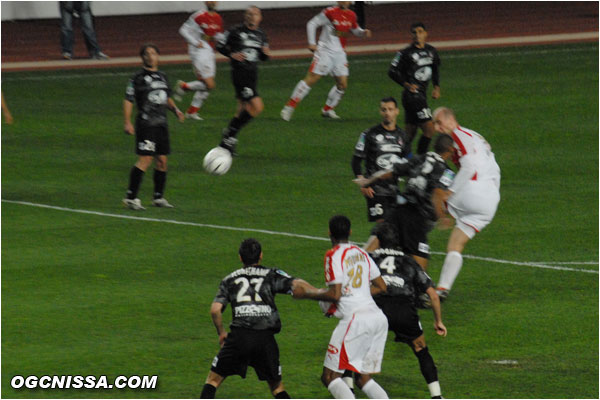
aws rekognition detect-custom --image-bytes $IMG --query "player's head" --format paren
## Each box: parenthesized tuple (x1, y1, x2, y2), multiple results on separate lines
(337, 1, 352, 9)
(329, 215, 351, 243)
(410, 22, 428, 45)
(433, 107, 458, 134)
(434, 133, 455, 159)
(244, 6, 262, 29)
(373, 222, 401, 249)
(379, 97, 399, 126)
(140, 43, 160, 69)
(239, 238, 263, 265)
(205, 1, 217, 12)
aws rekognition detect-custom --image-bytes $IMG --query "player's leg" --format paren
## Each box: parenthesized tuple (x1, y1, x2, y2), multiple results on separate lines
(281, 65, 323, 121)
(77, 2, 102, 58)
(410, 335, 442, 399)
(123, 155, 152, 210)
(200, 371, 225, 398)
(181, 56, 216, 118)
(267, 380, 290, 399)
(416, 119, 436, 154)
(437, 225, 471, 296)
(322, 367, 355, 399)
(152, 154, 174, 207)
(322, 75, 347, 119)
(354, 374, 388, 399)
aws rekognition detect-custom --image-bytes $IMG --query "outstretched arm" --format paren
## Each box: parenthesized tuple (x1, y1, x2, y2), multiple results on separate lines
(291, 279, 341, 302)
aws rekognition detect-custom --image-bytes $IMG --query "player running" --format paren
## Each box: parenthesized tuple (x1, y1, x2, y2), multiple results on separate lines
(432, 107, 501, 300)
(174, 1, 224, 120)
(388, 22, 441, 154)
(280, 1, 372, 121)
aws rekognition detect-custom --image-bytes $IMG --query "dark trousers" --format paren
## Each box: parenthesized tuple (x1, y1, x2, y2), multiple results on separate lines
(59, 1, 101, 56)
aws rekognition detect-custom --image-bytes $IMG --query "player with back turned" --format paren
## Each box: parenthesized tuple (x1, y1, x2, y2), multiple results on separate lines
(216, 6, 270, 155)
(388, 22, 441, 155)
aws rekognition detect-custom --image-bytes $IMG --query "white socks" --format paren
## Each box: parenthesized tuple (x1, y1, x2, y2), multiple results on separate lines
(185, 80, 207, 91)
(428, 381, 442, 398)
(288, 80, 312, 106)
(438, 251, 463, 290)
(328, 378, 355, 399)
(325, 86, 345, 109)
(191, 90, 210, 108)
(361, 379, 388, 399)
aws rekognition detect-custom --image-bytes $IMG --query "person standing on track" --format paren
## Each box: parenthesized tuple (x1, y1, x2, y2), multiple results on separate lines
(174, 1, 224, 120)
(431, 107, 501, 300)
(280, 1, 372, 121)
(388, 22, 441, 154)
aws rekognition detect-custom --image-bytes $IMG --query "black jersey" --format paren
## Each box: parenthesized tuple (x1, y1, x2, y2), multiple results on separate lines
(389, 43, 440, 95)
(353, 124, 411, 197)
(125, 68, 172, 127)
(371, 248, 433, 303)
(217, 24, 269, 71)
(213, 265, 295, 333)
(393, 151, 454, 221)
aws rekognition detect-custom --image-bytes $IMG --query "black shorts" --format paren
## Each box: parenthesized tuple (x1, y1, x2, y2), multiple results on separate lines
(232, 68, 259, 101)
(375, 296, 423, 343)
(385, 204, 434, 259)
(135, 123, 170, 156)
(402, 90, 432, 125)
(211, 327, 281, 382)
(365, 194, 396, 222)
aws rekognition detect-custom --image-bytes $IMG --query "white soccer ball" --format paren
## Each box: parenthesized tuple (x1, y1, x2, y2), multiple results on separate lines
(203, 146, 232, 175)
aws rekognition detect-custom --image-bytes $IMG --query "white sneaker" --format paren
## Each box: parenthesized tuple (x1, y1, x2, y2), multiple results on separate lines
(152, 197, 174, 208)
(280, 105, 294, 121)
(185, 113, 204, 121)
(321, 108, 341, 119)
(173, 80, 186, 102)
(436, 288, 449, 301)
(123, 198, 145, 210)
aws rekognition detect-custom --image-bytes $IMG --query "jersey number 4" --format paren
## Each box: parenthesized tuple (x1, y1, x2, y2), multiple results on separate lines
(234, 277, 264, 302)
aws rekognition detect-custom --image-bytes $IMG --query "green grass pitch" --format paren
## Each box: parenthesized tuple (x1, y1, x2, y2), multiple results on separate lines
(1, 43, 598, 398)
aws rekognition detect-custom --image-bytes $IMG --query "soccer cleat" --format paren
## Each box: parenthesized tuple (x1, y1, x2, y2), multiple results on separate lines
(93, 51, 109, 60)
(152, 197, 174, 208)
(219, 135, 238, 157)
(280, 105, 294, 121)
(321, 108, 341, 119)
(185, 113, 204, 121)
(173, 80, 186, 101)
(62, 52, 72, 60)
(436, 287, 449, 302)
(123, 198, 145, 210)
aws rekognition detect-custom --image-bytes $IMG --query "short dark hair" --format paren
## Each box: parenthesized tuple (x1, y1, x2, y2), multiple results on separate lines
(139, 43, 160, 58)
(239, 238, 262, 265)
(329, 215, 351, 241)
(380, 97, 398, 107)
(434, 133, 455, 155)
(410, 22, 426, 32)
(374, 222, 400, 249)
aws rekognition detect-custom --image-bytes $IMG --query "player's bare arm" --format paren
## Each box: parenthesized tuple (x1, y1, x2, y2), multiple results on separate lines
(291, 280, 342, 302)
(353, 169, 393, 188)
(425, 287, 447, 337)
(432, 187, 452, 228)
(209, 302, 228, 346)
(370, 276, 387, 296)
(432, 85, 441, 99)
(123, 99, 134, 135)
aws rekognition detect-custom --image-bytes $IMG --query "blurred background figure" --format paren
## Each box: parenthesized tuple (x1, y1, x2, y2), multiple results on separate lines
(2, 91, 14, 124)
(59, 1, 109, 60)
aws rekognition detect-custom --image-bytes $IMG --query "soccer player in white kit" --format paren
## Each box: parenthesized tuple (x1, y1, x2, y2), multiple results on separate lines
(174, 1, 224, 120)
(280, 1, 372, 121)
(315, 215, 389, 399)
(432, 107, 501, 299)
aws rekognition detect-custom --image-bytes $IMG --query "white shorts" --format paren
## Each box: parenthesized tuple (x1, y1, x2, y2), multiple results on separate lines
(189, 46, 216, 79)
(309, 48, 348, 77)
(324, 306, 388, 374)
(447, 179, 500, 239)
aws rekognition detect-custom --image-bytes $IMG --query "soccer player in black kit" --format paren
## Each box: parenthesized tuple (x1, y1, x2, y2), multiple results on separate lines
(371, 222, 446, 399)
(123, 43, 184, 210)
(354, 134, 455, 270)
(216, 6, 270, 155)
(388, 22, 441, 155)
(352, 97, 410, 249)
(201, 238, 339, 399)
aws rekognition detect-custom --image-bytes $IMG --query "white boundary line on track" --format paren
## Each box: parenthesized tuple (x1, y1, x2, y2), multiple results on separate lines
(3, 199, 598, 274)
(2, 44, 597, 82)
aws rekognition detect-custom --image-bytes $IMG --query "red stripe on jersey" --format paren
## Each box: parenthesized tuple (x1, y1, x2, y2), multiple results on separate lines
(451, 131, 468, 157)
(471, 172, 477, 181)
(456, 126, 472, 137)
(339, 314, 359, 372)
(324, 245, 340, 283)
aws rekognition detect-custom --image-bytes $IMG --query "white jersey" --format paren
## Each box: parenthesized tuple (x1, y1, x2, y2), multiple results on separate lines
(450, 125, 501, 194)
(307, 7, 364, 53)
(179, 10, 224, 51)
(324, 243, 381, 318)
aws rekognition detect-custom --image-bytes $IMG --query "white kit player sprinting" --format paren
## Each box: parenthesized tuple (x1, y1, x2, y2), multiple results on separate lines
(432, 107, 501, 299)
(280, 1, 372, 121)
(316, 215, 389, 399)
(175, 1, 224, 120)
